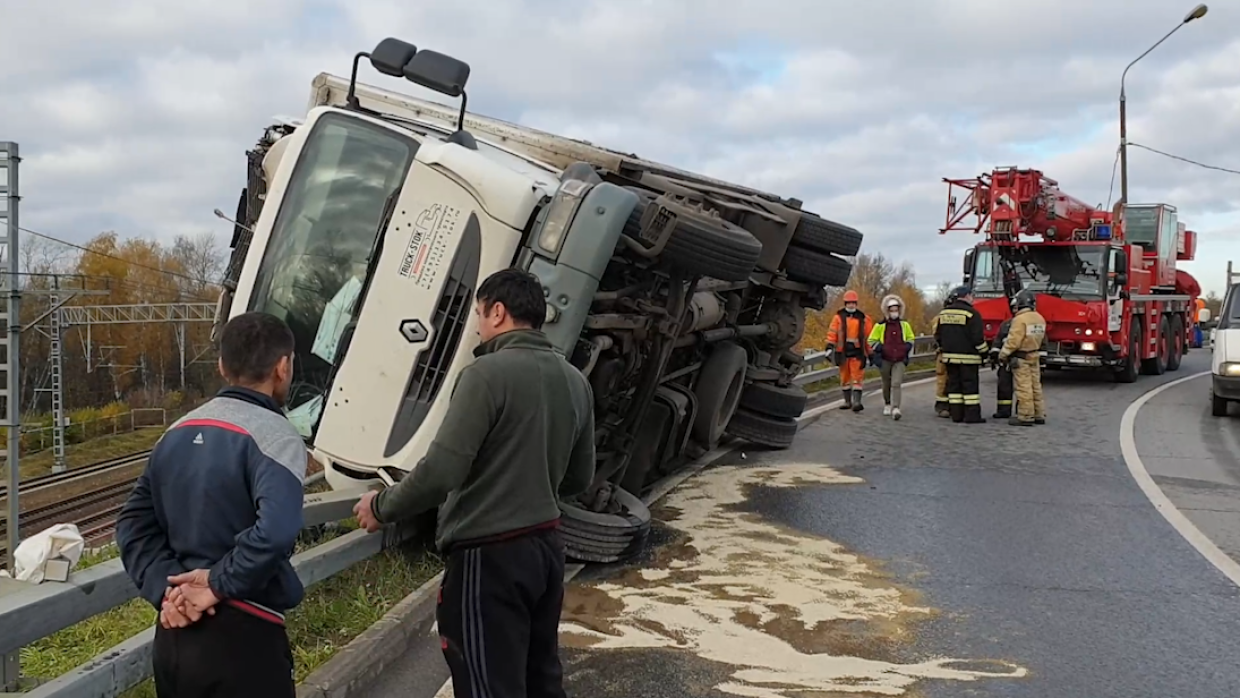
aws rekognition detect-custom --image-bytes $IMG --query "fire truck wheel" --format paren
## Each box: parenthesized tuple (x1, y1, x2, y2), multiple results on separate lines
(725, 408, 798, 449)
(1115, 318, 1141, 383)
(1167, 316, 1184, 371)
(783, 245, 852, 288)
(1141, 316, 1168, 376)
(692, 342, 749, 447)
(738, 381, 808, 420)
(560, 486, 652, 563)
(622, 189, 763, 282)
(791, 213, 864, 257)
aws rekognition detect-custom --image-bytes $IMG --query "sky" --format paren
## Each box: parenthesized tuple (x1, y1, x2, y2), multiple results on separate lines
(2, 0, 1238, 295)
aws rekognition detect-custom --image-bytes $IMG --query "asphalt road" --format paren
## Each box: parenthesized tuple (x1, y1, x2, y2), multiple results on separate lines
(369, 351, 1240, 698)
(557, 351, 1240, 698)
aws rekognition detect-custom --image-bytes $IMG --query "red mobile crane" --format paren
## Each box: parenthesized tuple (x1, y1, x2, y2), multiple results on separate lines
(940, 166, 1200, 383)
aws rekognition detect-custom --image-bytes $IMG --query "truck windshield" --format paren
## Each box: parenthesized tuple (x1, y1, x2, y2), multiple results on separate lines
(246, 112, 417, 437)
(972, 245, 1106, 298)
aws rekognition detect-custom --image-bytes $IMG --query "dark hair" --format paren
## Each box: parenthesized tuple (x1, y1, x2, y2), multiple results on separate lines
(219, 311, 295, 385)
(476, 268, 545, 330)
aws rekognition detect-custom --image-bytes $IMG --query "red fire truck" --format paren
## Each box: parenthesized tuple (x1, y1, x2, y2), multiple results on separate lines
(941, 167, 1200, 383)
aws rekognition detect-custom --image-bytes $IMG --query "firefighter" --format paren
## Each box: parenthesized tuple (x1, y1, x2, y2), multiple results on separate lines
(997, 288, 1047, 426)
(990, 309, 1015, 419)
(930, 312, 949, 418)
(826, 290, 874, 412)
(933, 285, 988, 423)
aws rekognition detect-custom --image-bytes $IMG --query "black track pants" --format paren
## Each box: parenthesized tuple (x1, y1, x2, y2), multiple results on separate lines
(152, 603, 295, 698)
(945, 363, 983, 423)
(438, 527, 567, 698)
(994, 365, 1014, 418)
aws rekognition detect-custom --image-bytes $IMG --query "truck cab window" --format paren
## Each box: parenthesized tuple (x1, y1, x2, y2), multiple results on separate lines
(247, 113, 416, 436)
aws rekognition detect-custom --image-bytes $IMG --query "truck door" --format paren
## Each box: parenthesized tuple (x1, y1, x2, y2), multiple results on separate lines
(1107, 247, 1125, 333)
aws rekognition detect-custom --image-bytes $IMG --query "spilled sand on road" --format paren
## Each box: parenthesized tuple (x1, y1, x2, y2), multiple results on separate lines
(560, 463, 1027, 697)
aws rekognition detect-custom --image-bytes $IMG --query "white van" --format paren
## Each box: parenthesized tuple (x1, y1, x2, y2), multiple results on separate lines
(1210, 283, 1240, 416)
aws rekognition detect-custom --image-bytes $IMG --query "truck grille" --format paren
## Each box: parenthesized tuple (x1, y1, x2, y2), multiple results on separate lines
(384, 213, 482, 457)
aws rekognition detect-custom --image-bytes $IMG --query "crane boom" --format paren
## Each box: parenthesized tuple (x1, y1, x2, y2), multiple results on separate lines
(940, 167, 1118, 242)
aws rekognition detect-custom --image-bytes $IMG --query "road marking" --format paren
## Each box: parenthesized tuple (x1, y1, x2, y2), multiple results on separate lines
(1119, 370, 1240, 588)
(432, 376, 940, 697)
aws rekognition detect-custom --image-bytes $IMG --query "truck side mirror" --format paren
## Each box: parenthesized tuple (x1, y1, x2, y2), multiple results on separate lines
(1115, 272, 1128, 286)
(962, 248, 975, 277)
(403, 50, 471, 98)
(369, 38, 418, 77)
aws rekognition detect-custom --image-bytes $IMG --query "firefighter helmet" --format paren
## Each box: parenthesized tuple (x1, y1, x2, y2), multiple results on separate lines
(947, 285, 972, 303)
(1013, 289, 1037, 310)
(842, 290, 860, 303)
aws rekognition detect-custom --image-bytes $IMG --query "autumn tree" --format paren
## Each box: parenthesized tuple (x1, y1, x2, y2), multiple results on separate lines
(799, 252, 934, 352)
(17, 231, 227, 415)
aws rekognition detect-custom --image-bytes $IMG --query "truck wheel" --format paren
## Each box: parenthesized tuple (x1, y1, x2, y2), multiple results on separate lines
(692, 342, 749, 447)
(623, 192, 762, 282)
(738, 381, 808, 419)
(560, 486, 652, 564)
(1142, 317, 1168, 375)
(1114, 318, 1140, 383)
(783, 245, 852, 287)
(791, 213, 863, 257)
(1167, 316, 1184, 371)
(725, 408, 798, 449)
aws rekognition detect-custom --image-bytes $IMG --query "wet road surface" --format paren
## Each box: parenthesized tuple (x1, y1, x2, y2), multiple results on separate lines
(559, 353, 1240, 698)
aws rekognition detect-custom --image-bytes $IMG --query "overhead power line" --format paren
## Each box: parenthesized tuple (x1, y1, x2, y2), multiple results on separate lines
(18, 226, 221, 287)
(1128, 142, 1240, 176)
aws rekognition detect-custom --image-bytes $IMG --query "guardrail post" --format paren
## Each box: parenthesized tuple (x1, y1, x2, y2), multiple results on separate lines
(1, 578, 25, 690)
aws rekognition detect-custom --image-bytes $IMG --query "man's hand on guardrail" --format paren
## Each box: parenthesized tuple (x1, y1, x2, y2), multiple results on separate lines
(354, 491, 382, 533)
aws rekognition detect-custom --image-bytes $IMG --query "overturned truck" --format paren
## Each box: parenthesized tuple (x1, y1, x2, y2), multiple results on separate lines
(214, 39, 865, 562)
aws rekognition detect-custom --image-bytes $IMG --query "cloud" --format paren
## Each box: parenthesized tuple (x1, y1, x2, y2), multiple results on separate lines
(3, 0, 1239, 293)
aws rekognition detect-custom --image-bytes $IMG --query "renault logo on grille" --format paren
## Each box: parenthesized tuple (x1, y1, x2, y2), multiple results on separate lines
(399, 319, 429, 344)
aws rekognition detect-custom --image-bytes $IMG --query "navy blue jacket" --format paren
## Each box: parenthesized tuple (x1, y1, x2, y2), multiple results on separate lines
(116, 387, 307, 619)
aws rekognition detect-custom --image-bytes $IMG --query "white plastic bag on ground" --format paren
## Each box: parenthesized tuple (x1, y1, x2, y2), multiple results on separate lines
(0, 523, 85, 583)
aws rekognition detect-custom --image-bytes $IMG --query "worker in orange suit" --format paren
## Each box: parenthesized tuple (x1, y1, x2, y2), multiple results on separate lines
(826, 290, 874, 412)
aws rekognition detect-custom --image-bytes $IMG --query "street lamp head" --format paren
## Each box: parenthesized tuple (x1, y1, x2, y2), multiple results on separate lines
(1184, 4, 1207, 23)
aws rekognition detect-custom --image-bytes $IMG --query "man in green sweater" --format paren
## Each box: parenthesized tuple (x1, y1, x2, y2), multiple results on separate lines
(354, 268, 595, 698)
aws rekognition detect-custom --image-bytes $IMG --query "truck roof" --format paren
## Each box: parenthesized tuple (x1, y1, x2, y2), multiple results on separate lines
(308, 72, 794, 205)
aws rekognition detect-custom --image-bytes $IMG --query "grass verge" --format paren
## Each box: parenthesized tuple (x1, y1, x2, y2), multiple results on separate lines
(19, 529, 443, 695)
(18, 429, 166, 480)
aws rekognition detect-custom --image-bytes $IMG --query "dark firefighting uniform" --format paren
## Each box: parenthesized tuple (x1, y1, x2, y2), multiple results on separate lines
(933, 298, 989, 423)
(991, 318, 1014, 419)
(997, 308, 1047, 424)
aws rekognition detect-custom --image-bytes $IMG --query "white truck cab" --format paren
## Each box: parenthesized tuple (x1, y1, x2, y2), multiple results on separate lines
(1210, 283, 1240, 416)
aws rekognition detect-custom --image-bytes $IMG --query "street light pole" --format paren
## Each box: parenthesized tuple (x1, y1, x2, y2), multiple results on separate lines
(1119, 3, 1208, 208)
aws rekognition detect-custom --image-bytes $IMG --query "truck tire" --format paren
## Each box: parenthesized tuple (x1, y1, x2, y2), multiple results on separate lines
(623, 192, 762, 282)
(692, 342, 749, 447)
(792, 213, 863, 257)
(1142, 317, 1168, 375)
(738, 381, 808, 419)
(560, 486, 652, 564)
(783, 245, 852, 288)
(1212, 392, 1229, 417)
(1115, 318, 1140, 383)
(725, 408, 798, 449)
(1167, 315, 1184, 371)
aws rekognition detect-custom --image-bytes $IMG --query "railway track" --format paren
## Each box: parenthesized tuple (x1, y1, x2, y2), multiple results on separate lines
(1, 452, 152, 566)
(0, 450, 152, 500)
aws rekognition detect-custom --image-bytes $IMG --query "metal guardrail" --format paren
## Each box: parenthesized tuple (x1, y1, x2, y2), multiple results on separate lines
(0, 334, 943, 696)
(793, 335, 938, 386)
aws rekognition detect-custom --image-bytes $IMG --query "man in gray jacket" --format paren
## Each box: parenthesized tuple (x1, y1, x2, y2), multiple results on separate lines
(355, 268, 595, 698)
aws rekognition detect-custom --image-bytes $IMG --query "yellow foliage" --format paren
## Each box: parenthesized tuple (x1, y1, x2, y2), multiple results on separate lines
(798, 252, 938, 353)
